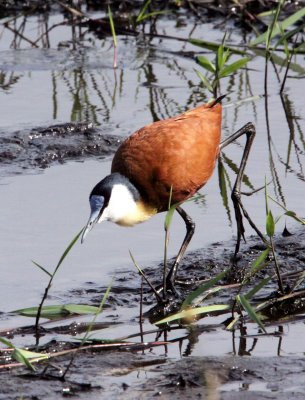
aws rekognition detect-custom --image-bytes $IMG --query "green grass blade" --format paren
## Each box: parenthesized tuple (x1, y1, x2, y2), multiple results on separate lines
(136, 0, 151, 23)
(31, 260, 52, 277)
(237, 294, 267, 333)
(264, 176, 269, 215)
(164, 205, 176, 231)
(250, 6, 305, 46)
(156, 304, 230, 325)
(217, 158, 229, 210)
(14, 348, 49, 361)
(251, 47, 305, 74)
(274, 22, 305, 51)
(137, 10, 169, 23)
(245, 275, 273, 300)
(217, 43, 224, 72)
(248, 248, 270, 278)
(182, 270, 228, 309)
(54, 228, 83, 275)
(189, 38, 247, 55)
(108, 6, 117, 47)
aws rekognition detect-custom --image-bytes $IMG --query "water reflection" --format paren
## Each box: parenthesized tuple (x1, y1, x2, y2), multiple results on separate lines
(1, 10, 305, 247)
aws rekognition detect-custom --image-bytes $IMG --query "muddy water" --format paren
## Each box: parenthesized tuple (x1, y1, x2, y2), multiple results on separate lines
(0, 9, 305, 399)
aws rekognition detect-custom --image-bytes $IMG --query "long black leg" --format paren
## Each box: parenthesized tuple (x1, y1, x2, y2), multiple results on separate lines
(220, 122, 267, 258)
(165, 206, 195, 292)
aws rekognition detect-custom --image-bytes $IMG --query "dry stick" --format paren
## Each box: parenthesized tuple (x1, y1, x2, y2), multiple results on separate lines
(0, 340, 171, 371)
(55, 0, 86, 19)
(4, 22, 39, 48)
(129, 251, 163, 303)
(139, 275, 144, 344)
(33, 21, 68, 45)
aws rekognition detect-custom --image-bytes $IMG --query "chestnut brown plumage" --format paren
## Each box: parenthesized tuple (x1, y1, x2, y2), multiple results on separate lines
(111, 99, 222, 211)
(82, 96, 264, 300)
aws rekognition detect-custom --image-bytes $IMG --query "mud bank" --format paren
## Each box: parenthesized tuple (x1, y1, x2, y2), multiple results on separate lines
(0, 123, 121, 177)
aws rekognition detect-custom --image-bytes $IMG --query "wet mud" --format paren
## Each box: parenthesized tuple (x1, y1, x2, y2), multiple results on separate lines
(0, 123, 121, 176)
(2, 352, 305, 399)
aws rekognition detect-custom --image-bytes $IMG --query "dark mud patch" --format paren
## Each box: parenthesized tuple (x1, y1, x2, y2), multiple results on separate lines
(129, 356, 305, 400)
(0, 123, 121, 177)
(2, 347, 305, 399)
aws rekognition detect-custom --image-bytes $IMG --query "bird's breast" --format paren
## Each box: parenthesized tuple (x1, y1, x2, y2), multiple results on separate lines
(115, 200, 158, 227)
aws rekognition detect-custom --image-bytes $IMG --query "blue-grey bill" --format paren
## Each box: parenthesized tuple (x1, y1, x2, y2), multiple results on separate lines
(81, 195, 105, 243)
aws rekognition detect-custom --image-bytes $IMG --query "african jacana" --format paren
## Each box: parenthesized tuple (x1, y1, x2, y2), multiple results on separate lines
(82, 96, 264, 299)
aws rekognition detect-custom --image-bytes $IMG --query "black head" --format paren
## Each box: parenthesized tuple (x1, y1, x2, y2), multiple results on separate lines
(81, 173, 140, 243)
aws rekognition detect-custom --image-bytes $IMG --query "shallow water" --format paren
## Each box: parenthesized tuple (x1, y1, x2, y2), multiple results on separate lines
(0, 7, 305, 375)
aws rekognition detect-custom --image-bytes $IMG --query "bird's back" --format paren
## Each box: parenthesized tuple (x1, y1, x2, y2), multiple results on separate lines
(111, 100, 222, 211)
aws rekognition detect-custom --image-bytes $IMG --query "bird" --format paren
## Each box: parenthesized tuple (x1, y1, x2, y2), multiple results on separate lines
(81, 96, 226, 299)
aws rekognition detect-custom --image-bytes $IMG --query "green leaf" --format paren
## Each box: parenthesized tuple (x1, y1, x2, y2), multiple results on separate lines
(13, 348, 49, 361)
(285, 210, 305, 225)
(274, 22, 305, 52)
(136, 0, 151, 22)
(196, 55, 215, 73)
(14, 304, 100, 318)
(194, 69, 214, 93)
(164, 186, 177, 230)
(266, 210, 275, 237)
(218, 57, 251, 78)
(181, 270, 228, 309)
(225, 314, 240, 331)
(136, 10, 169, 23)
(250, 6, 305, 46)
(64, 304, 102, 315)
(217, 44, 224, 72)
(164, 205, 176, 231)
(0, 338, 36, 371)
(236, 294, 267, 333)
(252, 47, 305, 74)
(217, 158, 229, 210)
(264, 177, 269, 215)
(155, 304, 230, 325)
(108, 5, 117, 47)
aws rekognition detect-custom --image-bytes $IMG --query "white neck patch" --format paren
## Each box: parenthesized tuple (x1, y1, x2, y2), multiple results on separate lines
(98, 184, 137, 225)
